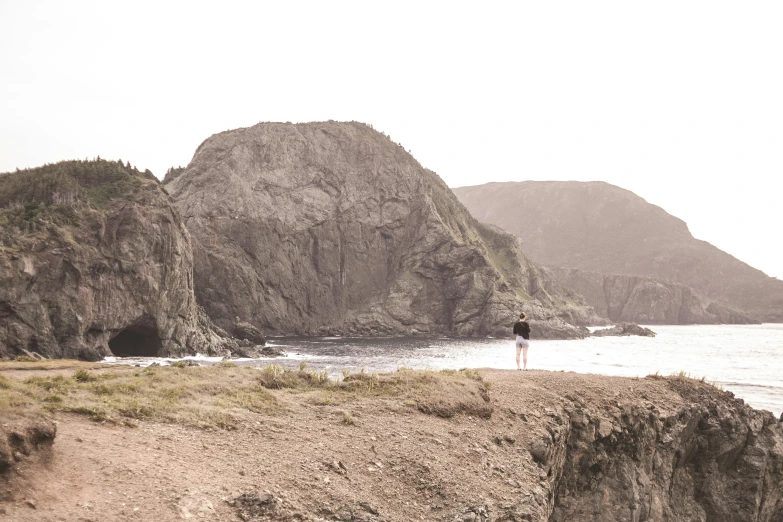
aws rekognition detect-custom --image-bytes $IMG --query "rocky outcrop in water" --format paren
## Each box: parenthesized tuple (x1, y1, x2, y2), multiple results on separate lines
(165, 122, 601, 339)
(591, 322, 656, 337)
(0, 160, 245, 360)
(454, 181, 783, 322)
(551, 267, 757, 325)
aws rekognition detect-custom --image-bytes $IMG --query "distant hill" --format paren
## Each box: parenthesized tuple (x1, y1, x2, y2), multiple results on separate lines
(454, 181, 783, 322)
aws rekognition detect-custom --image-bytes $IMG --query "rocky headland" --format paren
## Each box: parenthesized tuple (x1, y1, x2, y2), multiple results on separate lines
(0, 160, 250, 360)
(164, 122, 602, 339)
(550, 267, 757, 325)
(0, 364, 781, 521)
(454, 181, 783, 323)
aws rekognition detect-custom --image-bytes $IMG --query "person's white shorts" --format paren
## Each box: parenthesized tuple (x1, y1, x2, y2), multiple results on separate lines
(515, 336, 529, 348)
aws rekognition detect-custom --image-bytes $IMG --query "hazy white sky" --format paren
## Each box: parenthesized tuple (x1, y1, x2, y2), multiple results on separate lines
(1, 1, 781, 278)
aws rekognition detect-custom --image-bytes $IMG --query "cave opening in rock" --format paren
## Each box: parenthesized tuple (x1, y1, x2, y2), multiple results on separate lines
(108, 324, 163, 357)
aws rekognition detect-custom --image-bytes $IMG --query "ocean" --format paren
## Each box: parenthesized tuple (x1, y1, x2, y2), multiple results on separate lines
(106, 324, 783, 417)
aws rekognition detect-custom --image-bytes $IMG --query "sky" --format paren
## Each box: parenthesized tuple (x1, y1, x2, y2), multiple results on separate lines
(1, 1, 781, 278)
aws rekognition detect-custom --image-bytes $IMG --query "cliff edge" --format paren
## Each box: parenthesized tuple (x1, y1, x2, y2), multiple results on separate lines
(1, 365, 780, 521)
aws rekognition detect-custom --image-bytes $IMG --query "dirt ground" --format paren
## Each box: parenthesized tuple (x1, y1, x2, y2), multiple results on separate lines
(0, 368, 688, 521)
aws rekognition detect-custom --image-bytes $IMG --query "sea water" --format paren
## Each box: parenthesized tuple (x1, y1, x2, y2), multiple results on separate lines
(105, 324, 783, 417)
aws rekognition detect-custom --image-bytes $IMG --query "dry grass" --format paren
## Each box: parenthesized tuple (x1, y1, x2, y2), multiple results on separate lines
(1, 365, 278, 429)
(256, 366, 492, 419)
(0, 365, 492, 429)
(0, 359, 112, 371)
(646, 371, 724, 391)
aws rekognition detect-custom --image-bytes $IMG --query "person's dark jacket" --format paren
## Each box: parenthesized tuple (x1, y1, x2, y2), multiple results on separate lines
(513, 321, 530, 340)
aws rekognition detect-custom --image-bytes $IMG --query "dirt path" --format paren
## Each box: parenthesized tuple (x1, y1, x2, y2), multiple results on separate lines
(1, 369, 691, 521)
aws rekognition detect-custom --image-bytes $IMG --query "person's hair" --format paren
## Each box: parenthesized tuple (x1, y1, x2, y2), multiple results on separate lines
(519, 313, 527, 320)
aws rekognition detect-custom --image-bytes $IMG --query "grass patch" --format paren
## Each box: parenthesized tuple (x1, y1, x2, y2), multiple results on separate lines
(73, 369, 97, 382)
(1, 365, 280, 429)
(0, 365, 493, 430)
(259, 367, 492, 419)
(0, 360, 111, 371)
(646, 371, 724, 391)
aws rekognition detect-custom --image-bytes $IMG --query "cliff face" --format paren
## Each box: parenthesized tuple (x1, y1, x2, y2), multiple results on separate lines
(454, 181, 783, 322)
(0, 160, 236, 360)
(165, 122, 601, 338)
(551, 267, 757, 325)
(545, 376, 783, 521)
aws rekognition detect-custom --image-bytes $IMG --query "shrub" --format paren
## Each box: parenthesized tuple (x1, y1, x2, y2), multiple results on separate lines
(73, 369, 97, 382)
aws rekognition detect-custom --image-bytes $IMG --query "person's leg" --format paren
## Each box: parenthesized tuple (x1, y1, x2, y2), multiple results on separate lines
(522, 346, 529, 370)
(515, 344, 522, 370)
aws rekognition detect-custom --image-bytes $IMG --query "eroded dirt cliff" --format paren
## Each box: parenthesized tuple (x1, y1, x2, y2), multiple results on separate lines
(165, 122, 600, 338)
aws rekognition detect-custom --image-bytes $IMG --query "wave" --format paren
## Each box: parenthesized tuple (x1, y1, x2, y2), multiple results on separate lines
(717, 381, 783, 391)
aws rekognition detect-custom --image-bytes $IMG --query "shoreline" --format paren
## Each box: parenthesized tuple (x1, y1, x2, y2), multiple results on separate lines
(90, 325, 783, 417)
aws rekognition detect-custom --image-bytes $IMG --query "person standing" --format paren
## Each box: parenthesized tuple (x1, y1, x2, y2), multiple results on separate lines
(513, 313, 531, 370)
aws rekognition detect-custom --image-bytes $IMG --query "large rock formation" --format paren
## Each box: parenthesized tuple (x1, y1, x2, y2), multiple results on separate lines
(454, 181, 783, 322)
(551, 267, 757, 325)
(0, 160, 240, 360)
(165, 122, 601, 338)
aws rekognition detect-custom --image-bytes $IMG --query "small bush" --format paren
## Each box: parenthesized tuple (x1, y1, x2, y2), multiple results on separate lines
(25, 375, 71, 392)
(169, 361, 189, 369)
(73, 369, 97, 382)
(14, 356, 38, 363)
(65, 405, 108, 422)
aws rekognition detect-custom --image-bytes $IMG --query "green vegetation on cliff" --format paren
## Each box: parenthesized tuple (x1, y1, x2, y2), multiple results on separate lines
(0, 159, 154, 222)
(0, 159, 155, 256)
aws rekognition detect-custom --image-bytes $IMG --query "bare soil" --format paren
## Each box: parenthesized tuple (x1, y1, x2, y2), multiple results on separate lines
(0, 368, 693, 521)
